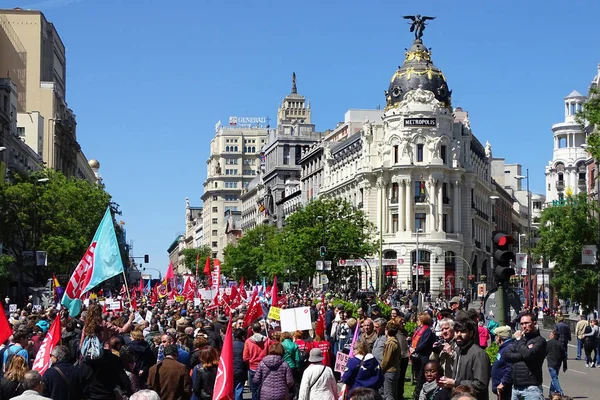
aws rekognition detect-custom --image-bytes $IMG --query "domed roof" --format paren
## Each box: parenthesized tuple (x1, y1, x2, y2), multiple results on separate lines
(88, 159, 100, 169)
(385, 39, 451, 109)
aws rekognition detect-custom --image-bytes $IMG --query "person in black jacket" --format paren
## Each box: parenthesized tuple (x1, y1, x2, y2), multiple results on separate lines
(80, 347, 132, 400)
(128, 329, 157, 388)
(503, 312, 547, 399)
(546, 330, 566, 398)
(42, 345, 83, 400)
(193, 347, 219, 400)
(233, 329, 247, 400)
(554, 316, 571, 357)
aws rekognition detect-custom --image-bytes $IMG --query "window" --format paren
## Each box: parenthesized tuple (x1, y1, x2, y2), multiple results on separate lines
(393, 145, 398, 164)
(212, 230, 218, 236)
(212, 218, 218, 224)
(212, 241, 218, 247)
(212, 252, 218, 258)
(440, 145, 447, 164)
(392, 182, 399, 201)
(17, 127, 25, 137)
(558, 173, 564, 182)
(225, 169, 238, 175)
(442, 183, 449, 204)
(225, 181, 238, 188)
(414, 181, 426, 201)
(224, 195, 237, 201)
(415, 213, 426, 231)
(214, 182, 218, 188)
(225, 206, 238, 212)
(392, 214, 399, 233)
(442, 214, 448, 232)
(212, 207, 218, 213)
(417, 144, 424, 162)
(558, 137, 567, 148)
(243, 169, 255, 176)
(283, 145, 290, 165)
(225, 159, 238, 165)
(212, 195, 218, 201)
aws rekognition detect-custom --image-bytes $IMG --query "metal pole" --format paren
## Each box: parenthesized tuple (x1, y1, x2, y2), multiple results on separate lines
(379, 182, 384, 295)
(527, 168, 533, 308)
(416, 229, 419, 293)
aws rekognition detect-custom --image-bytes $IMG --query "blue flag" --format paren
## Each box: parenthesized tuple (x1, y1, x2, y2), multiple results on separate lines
(61, 207, 124, 316)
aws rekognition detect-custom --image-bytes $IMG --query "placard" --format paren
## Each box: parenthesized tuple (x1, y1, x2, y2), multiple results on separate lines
(32, 305, 42, 313)
(280, 307, 312, 332)
(267, 306, 281, 321)
(83, 299, 90, 307)
(9, 304, 17, 313)
(133, 312, 144, 324)
(334, 352, 349, 373)
(145, 310, 152, 322)
(175, 296, 184, 303)
(166, 299, 175, 306)
(108, 299, 123, 311)
(194, 298, 201, 307)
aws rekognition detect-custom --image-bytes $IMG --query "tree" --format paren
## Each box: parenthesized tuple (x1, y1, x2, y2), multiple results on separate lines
(222, 224, 284, 282)
(577, 87, 600, 159)
(0, 170, 111, 277)
(534, 193, 599, 311)
(181, 246, 211, 273)
(282, 198, 379, 286)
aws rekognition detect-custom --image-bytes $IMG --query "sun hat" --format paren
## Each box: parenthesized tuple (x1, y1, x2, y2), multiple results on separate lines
(308, 348, 324, 363)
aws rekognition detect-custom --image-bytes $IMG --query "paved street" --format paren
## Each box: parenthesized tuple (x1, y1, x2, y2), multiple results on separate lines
(536, 327, 595, 399)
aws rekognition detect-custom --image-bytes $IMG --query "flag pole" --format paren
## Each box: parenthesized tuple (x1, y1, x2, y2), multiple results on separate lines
(121, 270, 132, 306)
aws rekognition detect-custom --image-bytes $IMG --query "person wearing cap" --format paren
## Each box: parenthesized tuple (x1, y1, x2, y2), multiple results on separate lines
(449, 297, 468, 320)
(491, 326, 514, 400)
(298, 348, 337, 400)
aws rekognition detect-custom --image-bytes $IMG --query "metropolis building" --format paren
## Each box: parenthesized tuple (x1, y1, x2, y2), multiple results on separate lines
(312, 31, 495, 293)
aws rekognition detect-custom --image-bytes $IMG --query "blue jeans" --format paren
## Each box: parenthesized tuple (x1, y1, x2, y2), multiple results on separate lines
(577, 338, 583, 359)
(511, 385, 544, 400)
(548, 368, 563, 396)
(248, 369, 258, 400)
(233, 380, 246, 400)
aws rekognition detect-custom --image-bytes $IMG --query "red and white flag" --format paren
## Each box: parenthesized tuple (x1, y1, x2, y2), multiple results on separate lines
(242, 290, 263, 327)
(239, 277, 247, 299)
(213, 319, 233, 400)
(270, 275, 279, 307)
(32, 315, 61, 375)
(212, 259, 222, 291)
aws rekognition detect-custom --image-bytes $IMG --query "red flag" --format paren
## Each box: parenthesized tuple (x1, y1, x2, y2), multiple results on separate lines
(165, 262, 175, 281)
(239, 277, 247, 299)
(242, 290, 263, 327)
(32, 315, 61, 375)
(138, 278, 144, 293)
(0, 306, 13, 345)
(270, 275, 278, 307)
(316, 294, 326, 338)
(119, 284, 126, 296)
(183, 277, 196, 301)
(151, 286, 158, 305)
(131, 295, 137, 310)
(213, 319, 233, 400)
(204, 257, 211, 277)
(229, 286, 240, 309)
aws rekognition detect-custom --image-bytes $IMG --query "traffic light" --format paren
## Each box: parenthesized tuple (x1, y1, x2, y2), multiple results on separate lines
(144, 254, 149, 264)
(492, 231, 516, 282)
(320, 246, 327, 257)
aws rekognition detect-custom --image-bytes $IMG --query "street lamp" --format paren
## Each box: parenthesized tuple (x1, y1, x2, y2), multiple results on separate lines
(515, 170, 532, 306)
(415, 228, 423, 295)
(0, 147, 6, 152)
(517, 233, 527, 253)
(143, 267, 162, 281)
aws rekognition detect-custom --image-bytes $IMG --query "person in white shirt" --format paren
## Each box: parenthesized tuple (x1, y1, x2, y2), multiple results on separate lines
(298, 348, 337, 400)
(10, 370, 51, 400)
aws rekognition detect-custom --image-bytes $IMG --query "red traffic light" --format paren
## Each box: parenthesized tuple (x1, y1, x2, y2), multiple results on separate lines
(493, 232, 513, 249)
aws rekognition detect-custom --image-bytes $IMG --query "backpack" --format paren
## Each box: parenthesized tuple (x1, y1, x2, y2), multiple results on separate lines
(0, 344, 15, 377)
(2, 345, 20, 373)
(81, 335, 104, 360)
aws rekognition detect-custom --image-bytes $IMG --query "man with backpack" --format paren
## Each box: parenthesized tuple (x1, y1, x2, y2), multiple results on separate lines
(2, 331, 29, 372)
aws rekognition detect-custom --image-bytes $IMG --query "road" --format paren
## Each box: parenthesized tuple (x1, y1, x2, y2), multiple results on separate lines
(529, 327, 596, 399)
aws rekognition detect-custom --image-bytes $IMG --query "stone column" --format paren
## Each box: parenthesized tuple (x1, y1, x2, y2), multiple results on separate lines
(438, 181, 444, 231)
(405, 179, 412, 232)
(453, 181, 460, 233)
(399, 180, 405, 231)
(387, 182, 392, 233)
(377, 177, 384, 236)
(429, 180, 436, 232)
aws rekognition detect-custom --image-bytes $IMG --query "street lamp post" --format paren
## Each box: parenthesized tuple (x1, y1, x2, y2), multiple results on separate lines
(415, 228, 423, 293)
(515, 169, 532, 306)
(142, 267, 162, 281)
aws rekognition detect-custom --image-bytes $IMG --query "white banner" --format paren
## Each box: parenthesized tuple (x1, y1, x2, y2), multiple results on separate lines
(280, 307, 312, 332)
(515, 253, 528, 275)
(582, 245, 597, 265)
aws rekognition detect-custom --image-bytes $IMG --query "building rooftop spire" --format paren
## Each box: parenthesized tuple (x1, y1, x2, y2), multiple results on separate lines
(291, 72, 297, 94)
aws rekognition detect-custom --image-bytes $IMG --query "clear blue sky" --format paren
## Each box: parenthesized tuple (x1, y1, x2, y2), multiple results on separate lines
(18, 0, 600, 276)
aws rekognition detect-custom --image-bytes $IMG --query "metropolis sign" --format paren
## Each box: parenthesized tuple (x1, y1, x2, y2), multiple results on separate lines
(404, 118, 437, 127)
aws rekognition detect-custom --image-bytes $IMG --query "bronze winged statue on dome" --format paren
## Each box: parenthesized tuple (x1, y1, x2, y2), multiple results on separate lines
(403, 15, 436, 40)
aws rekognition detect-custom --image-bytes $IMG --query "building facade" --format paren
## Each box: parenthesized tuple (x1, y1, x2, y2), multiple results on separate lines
(313, 34, 495, 293)
(261, 75, 321, 227)
(545, 90, 589, 203)
(0, 77, 43, 177)
(201, 122, 268, 259)
(0, 9, 96, 183)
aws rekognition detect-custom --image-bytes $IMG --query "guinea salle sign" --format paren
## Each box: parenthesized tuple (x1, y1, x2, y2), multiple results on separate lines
(404, 118, 436, 127)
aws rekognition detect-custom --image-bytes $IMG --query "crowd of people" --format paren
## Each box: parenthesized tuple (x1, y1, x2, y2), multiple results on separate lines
(0, 286, 595, 400)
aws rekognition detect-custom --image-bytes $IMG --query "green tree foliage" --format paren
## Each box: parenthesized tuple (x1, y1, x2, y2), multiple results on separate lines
(577, 87, 600, 159)
(181, 246, 212, 273)
(281, 198, 378, 285)
(0, 170, 111, 275)
(222, 224, 284, 281)
(534, 193, 599, 311)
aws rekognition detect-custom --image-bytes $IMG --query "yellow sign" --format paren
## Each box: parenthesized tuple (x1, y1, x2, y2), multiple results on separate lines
(90, 293, 97, 300)
(267, 306, 281, 321)
(175, 296, 185, 303)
